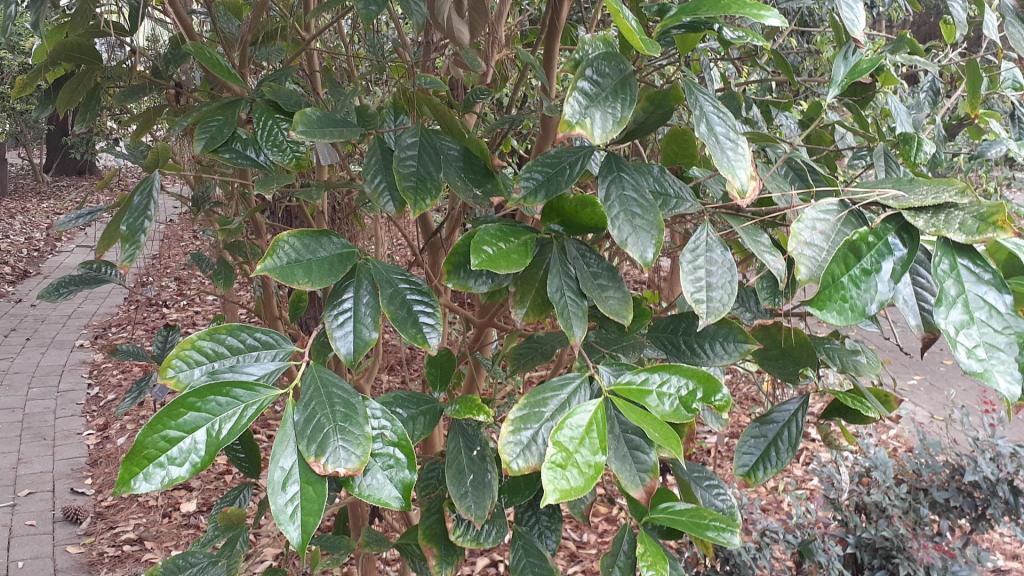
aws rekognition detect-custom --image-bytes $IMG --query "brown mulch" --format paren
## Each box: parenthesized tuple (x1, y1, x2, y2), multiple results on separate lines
(0, 160, 135, 298)
(74, 210, 1024, 575)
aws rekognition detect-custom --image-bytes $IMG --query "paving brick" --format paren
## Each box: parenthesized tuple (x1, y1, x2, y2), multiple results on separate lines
(9, 534, 53, 560)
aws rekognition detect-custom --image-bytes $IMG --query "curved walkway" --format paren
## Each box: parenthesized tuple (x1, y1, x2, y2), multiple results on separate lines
(0, 197, 174, 575)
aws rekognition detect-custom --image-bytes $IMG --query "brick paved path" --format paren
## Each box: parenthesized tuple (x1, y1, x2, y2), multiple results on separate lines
(0, 197, 175, 575)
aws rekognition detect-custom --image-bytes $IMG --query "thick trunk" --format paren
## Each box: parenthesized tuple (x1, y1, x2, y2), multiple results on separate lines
(43, 112, 98, 177)
(0, 141, 8, 196)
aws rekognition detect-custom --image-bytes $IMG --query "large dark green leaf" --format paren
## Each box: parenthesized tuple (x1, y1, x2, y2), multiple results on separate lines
(826, 43, 883, 101)
(610, 396, 683, 461)
(789, 198, 867, 285)
(547, 239, 590, 344)
(158, 324, 296, 391)
(252, 101, 309, 170)
(600, 525, 637, 576)
(498, 373, 591, 475)
(54, 204, 108, 232)
(254, 229, 359, 290)
(115, 381, 281, 494)
(606, 399, 659, 505)
(514, 490, 563, 554)
(859, 176, 974, 209)
(362, 135, 405, 214)
(540, 194, 609, 235)
(749, 323, 818, 384)
(892, 246, 940, 357)
(268, 399, 327, 558)
(185, 42, 247, 88)
(511, 240, 553, 323)
(37, 269, 121, 303)
(565, 239, 633, 326)
(806, 214, 919, 326)
(902, 201, 1015, 244)
(393, 125, 443, 216)
(644, 501, 742, 548)
(223, 429, 262, 479)
(119, 170, 162, 266)
(345, 399, 417, 510)
(540, 398, 608, 505)
(733, 393, 809, 486)
(470, 222, 538, 274)
(609, 364, 730, 423)
(671, 460, 740, 523)
(505, 333, 568, 377)
(446, 420, 499, 526)
(723, 215, 786, 287)
(294, 363, 372, 476)
(442, 229, 514, 293)
(598, 154, 664, 269)
(194, 98, 246, 154)
(811, 333, 881, 379)
(559, 50, 638, 145)
(655, 0, 788, 36)
(932, 239, 1024, 403)
(48, 37, 103, 67)
(323, 262, 380, 366)
(636, 529, 669, 576)
(615, 85, 684, 144)
(377, 391, 443, 445)
(683, 79, 758, 204)
(647, 313, 758, 367)
(446, 501, 508, 549)
(515, 146, 595, 206)
(605, 0, 660, 55)
(640, 163, 700, 217)
(367, 259, 442, 353)
(679, 221, 738, 328)
(290, 107, 363, 142)
(509, 528, 558, 576)
(417, 459, 464, 576)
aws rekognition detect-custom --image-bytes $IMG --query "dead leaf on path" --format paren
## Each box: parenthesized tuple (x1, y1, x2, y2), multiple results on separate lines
(179, 499, 197, 514)
(16, 489, 33, 497)
(23, 520, 37, 527)
(66, 545, 86, 554)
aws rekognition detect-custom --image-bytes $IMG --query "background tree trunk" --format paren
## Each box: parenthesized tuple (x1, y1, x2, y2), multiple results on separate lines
(43, 112, 97, 177)
(0, 140, 8, 196)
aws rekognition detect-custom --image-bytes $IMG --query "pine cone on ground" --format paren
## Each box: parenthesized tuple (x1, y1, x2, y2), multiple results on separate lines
(61, 503, 88, 525)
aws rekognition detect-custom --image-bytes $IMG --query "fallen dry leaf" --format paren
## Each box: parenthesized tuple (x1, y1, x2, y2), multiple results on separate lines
(66, 545, 86, 555)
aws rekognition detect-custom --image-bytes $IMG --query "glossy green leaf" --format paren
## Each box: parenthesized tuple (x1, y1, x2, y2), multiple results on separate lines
(616, 85, 684, 144)
(393, 125, 443, 216)
(598, 153, 664, 269)
(750, 323, 818, 384)
(811, 333, 881, 379)
(115, 381, 280, 494)
(644, 501, 742, 548)
(827, 43, 884, 101)
(223, 429, 262, 479)
(806, 214, 919, 326)
(446, 501, 508, 549)
(636, 529, 669, 576)
(540, 194, 608, 236)
(323, 262, 380, 366)
(683, 79, 758, 204)
(499, 373, 591, 475)
(565, 239, 633, 326)
(470, 222, 538, 274)
(290, 107, 363, 142)
(362, 135, 405, 214)
(820, 386, 903, 424)
(287, 290, 309, 325)
(56, 67, 99, 115)
(345, 399, 417, 510)
(733, 393, 809, 486)
(445, 394, 494, 422)
(425, 348, 457, 394)
(610, 396, 683, 461)
(547, 239, 590, 344)
(965, 59, 982, 116)
(505, 332, 569, 376)
(442, 229, 514, 293)
(54, 204, 108, 232)
(605, 0, 660, 55)
(294, 363, 372, 477)
(790, 198, 867, 285)
(119, 170, 162, 266)
(902, 201, 1015, 244)
(115, 373, 157, 417)
(671, 460, 740, 523)
(540, 398, 607, 506)
(609, 364, 730, 423)
(446, 420, 499, 526)
(647, 312, 758, 367)
(47, 37, 103, 66)
(185, 42, 247, 88)
(723, 214, 786, 287)
(606, 399, 659, 505)
(679, 221, 738, 328)
(377, 391, 443, 445)
(416, 459, 464, 576)
(655, 0, 788, 36)
(835, 0, 867, 44)
(859, 176, 974, 209)
(515, 146, 595, 206)
(893, 246, 941, 357)
(158, 324, 296, 391)
(252, 101, 309, 169)
(194, 98, 246, 154)
(511, 240, 554, 323)
(640, 163, 701, 217)
(268, 399, 327, 558)
(600, 525, 637, 576)
(254, 229, 359, 290)
(509, 528, 558, 576)
(559, 50, 638, 145)
(932, 238, 1024, 403)
(37, 270, 120, 303)
(367, 259, 442, 353)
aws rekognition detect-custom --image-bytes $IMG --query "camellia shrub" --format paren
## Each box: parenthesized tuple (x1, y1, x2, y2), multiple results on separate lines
(4, 0, 1024, 572)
